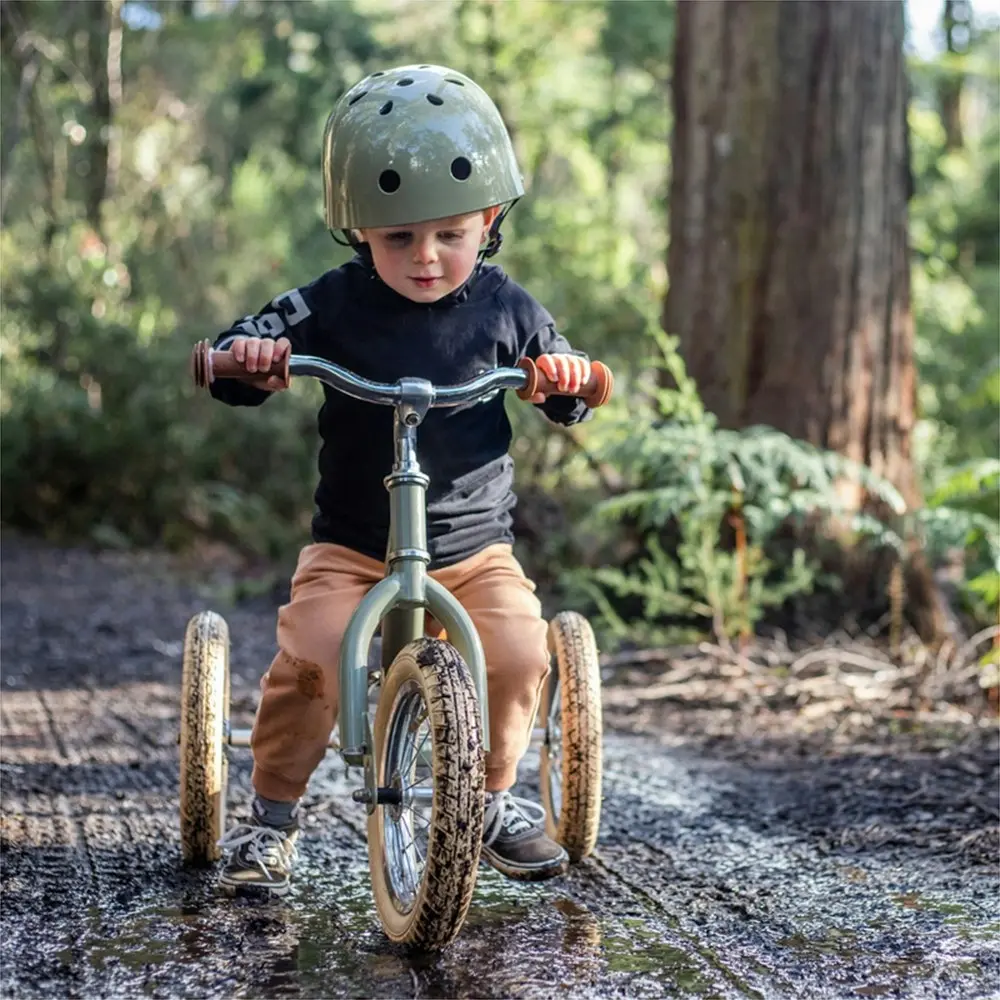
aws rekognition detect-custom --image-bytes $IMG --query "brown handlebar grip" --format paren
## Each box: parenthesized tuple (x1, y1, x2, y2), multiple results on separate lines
(190, 340, 291, 390)
(515, 357, 614, 408)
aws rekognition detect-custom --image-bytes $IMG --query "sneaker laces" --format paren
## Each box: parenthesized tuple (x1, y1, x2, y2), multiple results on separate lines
(216, 823, 299, 879)
(483, 791, 546, 847)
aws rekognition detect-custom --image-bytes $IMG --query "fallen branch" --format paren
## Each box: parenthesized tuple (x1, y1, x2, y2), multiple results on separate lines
(789, 648, 893, 676)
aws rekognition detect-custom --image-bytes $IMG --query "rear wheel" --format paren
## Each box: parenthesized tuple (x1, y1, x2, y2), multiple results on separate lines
(539, 611, 602, 861)
(368, 638, 485, 949)
(180, 611, 230, 864)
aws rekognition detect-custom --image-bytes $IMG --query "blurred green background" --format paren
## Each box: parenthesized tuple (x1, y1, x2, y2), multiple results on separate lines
(1, 0, 997, 648)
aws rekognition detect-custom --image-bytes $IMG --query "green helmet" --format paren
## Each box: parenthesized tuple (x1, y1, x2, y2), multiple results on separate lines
(322, 64, 524, 230)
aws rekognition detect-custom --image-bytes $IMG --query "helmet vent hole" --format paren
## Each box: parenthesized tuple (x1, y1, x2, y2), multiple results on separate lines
(379, 101, 393, 115)
(378, 170, 401, 194)
(426, 94, 444, 106)
(445, 78, 465, 86)
(397, 77, 414, 86)
(419, 64, 431, 69)
(348, 90, 367, 105)
(450, 157, 472, 181)
(370, 71, 385, 77)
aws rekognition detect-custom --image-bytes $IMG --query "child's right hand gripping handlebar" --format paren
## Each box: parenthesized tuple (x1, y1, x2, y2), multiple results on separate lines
(190, 340, 613, 407)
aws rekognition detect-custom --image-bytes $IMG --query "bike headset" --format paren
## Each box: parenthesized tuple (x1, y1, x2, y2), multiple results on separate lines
(321, 64, 524, 301)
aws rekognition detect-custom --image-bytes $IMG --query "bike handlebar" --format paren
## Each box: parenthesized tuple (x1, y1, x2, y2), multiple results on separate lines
(190, 340, 614, 409)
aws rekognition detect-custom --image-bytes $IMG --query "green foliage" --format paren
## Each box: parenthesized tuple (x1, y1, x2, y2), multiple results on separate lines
(925, 457, 999, 513)
(917, 459, 1000, 621)
(1, 0, 672, 564)
(566, 335, 910, 644)
(0, 219, 321, 557)
(908, 20, 1000, 478)
(0, 0, 374, 556)
(0, 0, 995, 650)
(899, 7, 1000, 628)
(582, 508, 818, 647)
(567, 325, 998, 646)
(363, 0, 671, 368)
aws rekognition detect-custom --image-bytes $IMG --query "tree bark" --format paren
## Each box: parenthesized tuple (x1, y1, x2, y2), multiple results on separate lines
(665, 0, 918, 509)
(0, 2, 40, 226)
(665, 0, 954, 643)
(85, 0, 123, 236)
(939, 0, 969, 150)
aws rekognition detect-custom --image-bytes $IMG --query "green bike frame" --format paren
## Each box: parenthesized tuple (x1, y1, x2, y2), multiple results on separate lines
(336, 379, 489, 765)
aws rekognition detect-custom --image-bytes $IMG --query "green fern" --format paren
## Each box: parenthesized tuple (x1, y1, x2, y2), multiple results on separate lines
(918, 460, 1000, 621)
(569, 333, 999, 644)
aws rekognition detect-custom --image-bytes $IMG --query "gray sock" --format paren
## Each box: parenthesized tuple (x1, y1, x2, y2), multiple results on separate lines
(252, 794, 299, 829)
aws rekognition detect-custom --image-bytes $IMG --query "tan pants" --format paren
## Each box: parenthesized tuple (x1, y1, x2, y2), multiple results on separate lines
(250, 542, 550, 800)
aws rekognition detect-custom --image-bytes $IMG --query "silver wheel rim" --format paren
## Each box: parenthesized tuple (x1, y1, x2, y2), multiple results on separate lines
(382, 679, 433, 914)
(546, 670, 563, 820)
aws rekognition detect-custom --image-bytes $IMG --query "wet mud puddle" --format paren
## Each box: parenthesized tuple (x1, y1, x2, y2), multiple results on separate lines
(1, 538, 997, 999)
(3, 728, 997, 1000)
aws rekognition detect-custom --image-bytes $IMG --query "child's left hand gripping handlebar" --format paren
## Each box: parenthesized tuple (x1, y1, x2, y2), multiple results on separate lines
(191, 340, 613, 407)
(514, 357, 613, 408)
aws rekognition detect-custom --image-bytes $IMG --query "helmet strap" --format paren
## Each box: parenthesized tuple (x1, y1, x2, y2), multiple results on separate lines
(481, 200, 517, 260)
(331, 228, 376, 270)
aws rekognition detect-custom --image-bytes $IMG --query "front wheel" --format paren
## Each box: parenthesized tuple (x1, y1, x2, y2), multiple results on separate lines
(180, 611, 230, 864)
(539, 611, 603, 861)
(368, 638, 485, 950)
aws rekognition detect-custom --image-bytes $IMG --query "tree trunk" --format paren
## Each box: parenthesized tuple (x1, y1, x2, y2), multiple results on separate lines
(665, 0, 949, 641)
(666, 0, 916, 505)
(85, 0, 123, 239)
(939, 0, 970, 150)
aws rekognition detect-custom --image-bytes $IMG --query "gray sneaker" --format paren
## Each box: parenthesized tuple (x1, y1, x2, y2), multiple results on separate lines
(216, 807, 299, 894)
(481, 791, 568, 881)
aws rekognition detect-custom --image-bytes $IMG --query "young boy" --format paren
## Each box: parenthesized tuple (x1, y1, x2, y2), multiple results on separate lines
(213, 64, 593, 892)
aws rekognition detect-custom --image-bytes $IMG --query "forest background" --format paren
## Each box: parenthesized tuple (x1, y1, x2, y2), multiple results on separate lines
(1, 0, 997, 669)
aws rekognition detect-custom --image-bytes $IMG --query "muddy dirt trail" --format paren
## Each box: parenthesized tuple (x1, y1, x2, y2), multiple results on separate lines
(1, 535, 997, 999)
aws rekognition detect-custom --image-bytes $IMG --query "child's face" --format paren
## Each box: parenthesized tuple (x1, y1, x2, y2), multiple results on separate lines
(361, 207, 500, 303)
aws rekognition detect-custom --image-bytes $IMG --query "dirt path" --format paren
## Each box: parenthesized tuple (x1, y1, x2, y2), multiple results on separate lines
(2, 535, 997, 999)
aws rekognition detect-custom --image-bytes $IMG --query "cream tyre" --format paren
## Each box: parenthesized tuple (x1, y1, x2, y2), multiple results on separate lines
(180, 611, 230, 864)
(539, 611, 602, 861)
(368, 638, 485, 949)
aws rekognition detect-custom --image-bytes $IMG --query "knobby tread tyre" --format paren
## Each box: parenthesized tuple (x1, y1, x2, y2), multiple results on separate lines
(539, 611, 603, 861)
(368, 638, 485, 950)
(180, 611, 229, 864)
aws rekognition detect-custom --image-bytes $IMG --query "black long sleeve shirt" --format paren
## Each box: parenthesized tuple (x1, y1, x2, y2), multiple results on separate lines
(210, 257, 589, 568)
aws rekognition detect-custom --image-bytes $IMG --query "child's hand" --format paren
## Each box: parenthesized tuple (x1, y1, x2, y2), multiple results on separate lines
(231, 336, 292, 391)
(528, 354, 592, 403)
